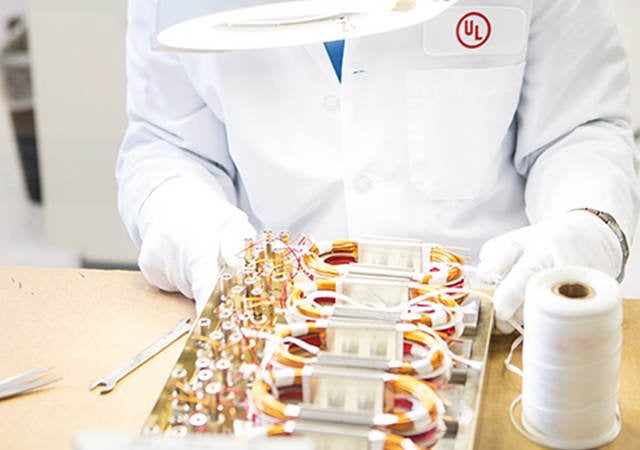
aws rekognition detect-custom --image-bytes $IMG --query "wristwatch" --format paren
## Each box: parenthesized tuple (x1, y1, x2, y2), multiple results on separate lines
(574, 207, 630, 282)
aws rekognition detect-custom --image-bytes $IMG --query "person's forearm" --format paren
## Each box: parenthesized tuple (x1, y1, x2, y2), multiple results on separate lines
(524, 119, 639, 248)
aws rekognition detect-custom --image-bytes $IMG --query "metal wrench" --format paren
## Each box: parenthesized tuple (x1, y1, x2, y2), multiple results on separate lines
(89, 318, 192, 394)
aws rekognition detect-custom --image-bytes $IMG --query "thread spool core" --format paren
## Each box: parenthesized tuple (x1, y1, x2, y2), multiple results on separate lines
(553, 281, 595, 300)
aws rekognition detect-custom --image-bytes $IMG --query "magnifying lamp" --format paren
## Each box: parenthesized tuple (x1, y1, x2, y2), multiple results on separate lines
(156, 0, 459, 51)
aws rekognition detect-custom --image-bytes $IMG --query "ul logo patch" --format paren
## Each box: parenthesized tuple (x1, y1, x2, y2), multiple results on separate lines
(456, 12, 492, 49)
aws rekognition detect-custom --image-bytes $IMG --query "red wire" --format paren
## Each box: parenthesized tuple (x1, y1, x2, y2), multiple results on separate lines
(324, 255, 357, 266)
(394, 397, 414, 411)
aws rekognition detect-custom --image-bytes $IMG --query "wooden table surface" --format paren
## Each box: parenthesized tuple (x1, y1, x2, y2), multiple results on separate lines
(0, 266, 638, 450)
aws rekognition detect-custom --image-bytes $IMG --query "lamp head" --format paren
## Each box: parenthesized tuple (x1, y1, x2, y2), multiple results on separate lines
(156, 0, 458, 52)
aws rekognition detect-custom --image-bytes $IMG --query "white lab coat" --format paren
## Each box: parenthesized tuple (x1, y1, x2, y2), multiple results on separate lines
(118, 0, 639, 261)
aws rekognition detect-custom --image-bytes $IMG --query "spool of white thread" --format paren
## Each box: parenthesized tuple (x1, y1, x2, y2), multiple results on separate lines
(517, 266, 622, 449)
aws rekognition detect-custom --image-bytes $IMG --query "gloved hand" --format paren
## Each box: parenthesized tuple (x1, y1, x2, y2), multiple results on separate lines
(137, 177, 256, 314)
(477, 210, 622, 333)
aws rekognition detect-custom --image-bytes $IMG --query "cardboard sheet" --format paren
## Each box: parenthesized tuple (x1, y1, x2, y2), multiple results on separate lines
(0, 266, 637, 450)
(0, 267, 194, 450)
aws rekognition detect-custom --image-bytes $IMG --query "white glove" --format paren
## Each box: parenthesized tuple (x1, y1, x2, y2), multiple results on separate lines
(137, 177, 256, 314)
(477, 210, 622, 333)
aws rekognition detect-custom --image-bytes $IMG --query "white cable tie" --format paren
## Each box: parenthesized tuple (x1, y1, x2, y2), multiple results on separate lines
(401, 438, 420, 450)
(261, 339, 282, 370)
(374, 413, 398, 426)
(367, 430, 387, 450)
(288, 322, 310, 336)
(283, 420, 296, 434)
(428, 266, 449, 285)
(508, 317, 525, 336)
(315, 241, 333, 255)
(298, 281, 318, 296)
(335, 278, 343, 295)
(409, 344, 429, 359)
(397, 322, 417, 332)
(460, 302, 478, 314)
(417, 324, 482, 370)
(411, 358, 434, 375)
(273, 367, 297, 387)
(445, 287, 494, 303)
(503, 318, 525, 378)
(283, 404, 301, 418)
(258, 370, 277, 391)
(504, 335, 524, 378)
(402, 291, 448, 311)
(421, 242, 435, 274)
(240, 327, 280, 342)
(388, 360, 403, 370)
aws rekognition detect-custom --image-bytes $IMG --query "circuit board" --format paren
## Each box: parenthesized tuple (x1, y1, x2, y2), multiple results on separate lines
(143, 233, 493, 450)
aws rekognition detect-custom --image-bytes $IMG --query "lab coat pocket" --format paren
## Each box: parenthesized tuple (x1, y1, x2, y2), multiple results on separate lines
(405, 62, 526, 200)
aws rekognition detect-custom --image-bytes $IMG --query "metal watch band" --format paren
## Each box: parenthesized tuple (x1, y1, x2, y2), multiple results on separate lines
(573, 207, 630, 282)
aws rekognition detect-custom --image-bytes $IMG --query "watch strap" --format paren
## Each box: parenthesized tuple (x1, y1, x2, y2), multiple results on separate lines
(573, 208, 630, 282)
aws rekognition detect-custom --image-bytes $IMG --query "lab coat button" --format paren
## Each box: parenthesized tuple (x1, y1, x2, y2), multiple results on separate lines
(323, 96, 340, 112)
(353, 175, 373, 193)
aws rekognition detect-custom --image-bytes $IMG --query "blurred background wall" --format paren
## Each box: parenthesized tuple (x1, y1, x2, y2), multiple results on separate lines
(613, 0, 640, 128)
(0, 1, 639, 291)
(24, 0, 135, 267)
(0, 0, 21, 42)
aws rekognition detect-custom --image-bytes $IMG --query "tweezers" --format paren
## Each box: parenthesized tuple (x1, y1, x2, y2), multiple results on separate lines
(0, 367, 62, 400)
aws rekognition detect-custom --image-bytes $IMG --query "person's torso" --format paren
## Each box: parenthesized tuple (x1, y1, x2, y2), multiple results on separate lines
(179, 0, 534, 256)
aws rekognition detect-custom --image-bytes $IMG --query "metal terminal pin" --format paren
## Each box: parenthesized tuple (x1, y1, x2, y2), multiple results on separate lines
(221, 321, 236, 340)
(231, 285, 245, 311)
(211, 411, 226, 432)
(264, 229, 274, 258)
(196, 346, 214, 360)
(196, 369, 214, 383)
(188, 412, 209, 433)
(244, 237, 255, 262)
(279, 230, 290, 245)
(168, 413, 189, 426)
(171, 367, 188, 382)
(205, 382, 222, 411)
(242, 266, 255, 280)
(240, 311, 252, 328)
(220, 273, 234, 299)
(195, 358, 212, 371)
(234, 267, 245, 286)
(215, 359, 231, 386)
(196, 318, 211, 337)
(170, 398, 191, 413)
(273, 247, 285, 268)
(227, 332, 243, 358)
(243, 278, 258, 309)
(209, 330, 225, 352)
(253, 245, 266, 271)
(248, 288, 264, 322)
(188, 380, 203, 393)
(244, 276, 257, 289)
(219, 308, 233, 321)
(271, 272, 288, 303)
(166, 425, 188, 438)
(171, 367, 189, 398)
(142, 425, 161, 436)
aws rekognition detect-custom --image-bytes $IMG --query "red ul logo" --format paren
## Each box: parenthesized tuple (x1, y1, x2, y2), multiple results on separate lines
(456, 12, 492, 49)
